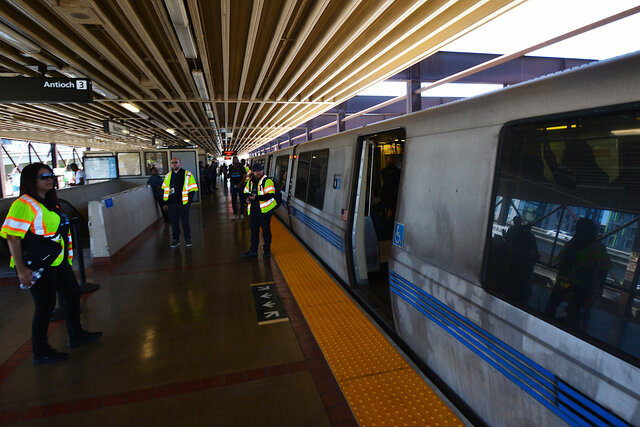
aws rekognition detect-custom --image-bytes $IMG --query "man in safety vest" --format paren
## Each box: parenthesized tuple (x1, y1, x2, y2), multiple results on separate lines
(162, 157, 198, 248)
(242, 163, 277, 259)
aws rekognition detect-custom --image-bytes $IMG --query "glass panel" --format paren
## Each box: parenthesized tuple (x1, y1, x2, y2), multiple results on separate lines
(294, 151, 311, 202)
(117, 152, 141, 176)
(306, 149, 329, 210)
(486, 106, 640, 363)
(275, 155, 289, 192)
(144, 152, 168, 175)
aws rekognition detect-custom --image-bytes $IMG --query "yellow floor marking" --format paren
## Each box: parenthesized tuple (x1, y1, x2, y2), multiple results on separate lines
(271, 220, 463, 426)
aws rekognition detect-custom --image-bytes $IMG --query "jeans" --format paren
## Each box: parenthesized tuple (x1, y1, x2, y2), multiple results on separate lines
(29, 263, 82, 355)
(230, 185, 246, 215)
(167, 204, 191, 240)
(249, 211, 273, 253)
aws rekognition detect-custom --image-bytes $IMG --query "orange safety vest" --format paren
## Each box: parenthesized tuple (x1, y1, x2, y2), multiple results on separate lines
(244, 176, 277, 215)
(161, 169, 198, 205)
(0, 194, 73, 267)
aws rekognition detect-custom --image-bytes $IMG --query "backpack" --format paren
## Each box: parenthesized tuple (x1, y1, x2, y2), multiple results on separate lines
(261, 177, 283, 209)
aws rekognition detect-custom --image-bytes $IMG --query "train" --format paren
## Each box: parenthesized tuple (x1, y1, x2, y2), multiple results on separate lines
(250, 51, 640, 426)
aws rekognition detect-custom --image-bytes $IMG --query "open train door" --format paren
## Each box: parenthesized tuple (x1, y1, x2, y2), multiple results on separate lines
(348, 129, 405, 324)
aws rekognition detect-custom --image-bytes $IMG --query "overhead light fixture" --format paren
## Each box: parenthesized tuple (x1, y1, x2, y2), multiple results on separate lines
(191, 70, 209, 100)
(92, 83, 118, 100)
(120, 102, 140, 113)
(183, 139, 190, 143)
(165, 128, 176, 135)
(611, 128, 640, 136)
(205, 103, 213, 119)
(0, 22, 40, 54)
(164, 0, 198, 59)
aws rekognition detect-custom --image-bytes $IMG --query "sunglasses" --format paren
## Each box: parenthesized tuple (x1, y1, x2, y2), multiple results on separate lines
(38, 173, 56, 180)
(171, 161, 180, 164)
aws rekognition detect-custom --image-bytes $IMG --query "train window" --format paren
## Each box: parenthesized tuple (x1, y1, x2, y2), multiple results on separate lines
(306, 149, 329, 210)
(274, 155, 289, 192)
(295, 151, 311, 201)
(486, 104, 640, 364)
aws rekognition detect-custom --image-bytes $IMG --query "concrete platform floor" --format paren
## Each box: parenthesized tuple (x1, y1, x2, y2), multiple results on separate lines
(0, 186, 354, 425)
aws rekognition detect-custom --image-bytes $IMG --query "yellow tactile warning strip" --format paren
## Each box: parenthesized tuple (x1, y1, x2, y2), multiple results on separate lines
(271, 220, 463, 426)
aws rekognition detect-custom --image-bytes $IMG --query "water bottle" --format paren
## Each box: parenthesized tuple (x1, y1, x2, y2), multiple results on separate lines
(19, 268, 44, 290)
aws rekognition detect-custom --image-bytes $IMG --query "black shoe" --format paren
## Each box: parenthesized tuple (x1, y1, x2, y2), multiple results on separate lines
(69, 330, 103, 348)
(185, 240, 193, 248)
(263, 251, 271, 259)
(170, 240, 180, 248)
(33, 347, 69, 365)
(241, 251, 258, 258)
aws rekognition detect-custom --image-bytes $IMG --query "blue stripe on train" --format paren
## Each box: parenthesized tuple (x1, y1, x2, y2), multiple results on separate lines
(290, 206, 345, 253)
(389, 270, 629, 427)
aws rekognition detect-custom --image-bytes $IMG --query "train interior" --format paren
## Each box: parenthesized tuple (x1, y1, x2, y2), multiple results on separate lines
(485, 108, 640, 363)
(351, 129, 405, 325)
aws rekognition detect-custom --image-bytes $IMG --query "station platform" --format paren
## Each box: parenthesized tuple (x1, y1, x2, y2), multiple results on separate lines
(0, 187, 465, 426)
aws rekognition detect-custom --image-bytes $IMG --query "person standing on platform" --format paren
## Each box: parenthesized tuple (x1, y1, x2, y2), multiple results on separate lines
(161, 157, 198, 248)
(242, 163, 277, 259)
(147, 167, 169, 222)
(228, 156, 249, 220)
(1, 163, 102, 364)
(68, 163, 85, 186)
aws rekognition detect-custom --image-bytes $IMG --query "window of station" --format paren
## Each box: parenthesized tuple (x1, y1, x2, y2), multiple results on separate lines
(144, 152, 168, 175)
(117, 152, 142, 176)
(274, 155, 289, 192)
(485, 105, 640, 364)
(294, 149, 329, 210)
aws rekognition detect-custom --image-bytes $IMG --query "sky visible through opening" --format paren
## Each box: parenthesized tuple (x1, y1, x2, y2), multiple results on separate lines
(357, 0, 640, 98)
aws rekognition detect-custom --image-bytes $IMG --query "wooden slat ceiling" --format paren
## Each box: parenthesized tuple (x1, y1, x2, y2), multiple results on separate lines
(0, 0, 523, 154)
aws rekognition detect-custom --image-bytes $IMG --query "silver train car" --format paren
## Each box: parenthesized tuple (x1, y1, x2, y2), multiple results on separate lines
(251, 52, 640, 426)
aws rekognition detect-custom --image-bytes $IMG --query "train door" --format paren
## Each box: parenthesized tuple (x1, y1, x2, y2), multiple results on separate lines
(349, 129, 405, 324)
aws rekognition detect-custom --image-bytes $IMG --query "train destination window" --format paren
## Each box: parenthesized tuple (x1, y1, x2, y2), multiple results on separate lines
(274, 155, 289, 192)
(486, 105, 640, 363)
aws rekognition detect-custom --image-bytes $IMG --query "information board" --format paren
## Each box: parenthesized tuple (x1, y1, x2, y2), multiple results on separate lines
(84, 156, 117, 180)
(0, 77, 92, 103)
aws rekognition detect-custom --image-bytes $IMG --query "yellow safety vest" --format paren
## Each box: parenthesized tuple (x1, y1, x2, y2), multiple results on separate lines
(0, 194, 73, 268)
(161, 169, 198, 205)
(244, 176, 277, 215)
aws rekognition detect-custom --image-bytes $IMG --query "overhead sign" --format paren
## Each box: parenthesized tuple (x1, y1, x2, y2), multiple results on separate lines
(223, 150, 237, 156)
(250, 282, 288, 325)
(0, 77, 92, 103)
(103, 120, 130, 137)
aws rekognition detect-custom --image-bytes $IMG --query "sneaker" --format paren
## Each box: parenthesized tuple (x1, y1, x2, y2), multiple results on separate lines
(185, 240, 193, 248)
(241, 251, 258, 258)
(170, 240, 180, 248)
(33, 347, 69, 365)
(69, 330, 103, 348)
(231, 215, 238, 221)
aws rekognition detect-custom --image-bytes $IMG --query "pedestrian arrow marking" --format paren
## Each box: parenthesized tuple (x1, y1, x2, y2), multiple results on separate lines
(250, 281, 288, 325)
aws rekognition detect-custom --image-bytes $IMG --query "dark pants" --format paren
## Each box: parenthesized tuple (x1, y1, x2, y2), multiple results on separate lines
(29, 263, 82, 356)
(168, 204, 191, 240)
(230, 185, 246, 215)
(250, 211, 273, 253)
(156, 198, 169, 221)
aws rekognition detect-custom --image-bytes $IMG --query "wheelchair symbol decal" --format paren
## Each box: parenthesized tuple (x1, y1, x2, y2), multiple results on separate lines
(393, 223, 404, 248)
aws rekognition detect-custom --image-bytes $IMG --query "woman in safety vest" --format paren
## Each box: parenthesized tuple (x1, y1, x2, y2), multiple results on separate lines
(1, 163, 102, 364)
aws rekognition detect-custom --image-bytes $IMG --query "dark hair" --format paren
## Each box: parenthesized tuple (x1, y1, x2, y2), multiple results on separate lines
(20, 163, 58, 209)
